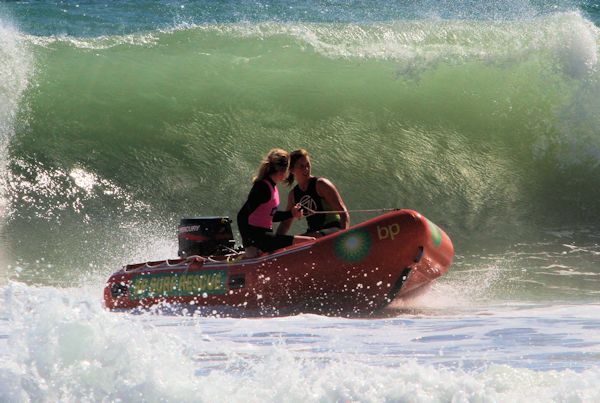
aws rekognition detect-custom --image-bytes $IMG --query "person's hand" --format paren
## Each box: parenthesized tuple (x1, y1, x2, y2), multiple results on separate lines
(291, 203, 303, 219)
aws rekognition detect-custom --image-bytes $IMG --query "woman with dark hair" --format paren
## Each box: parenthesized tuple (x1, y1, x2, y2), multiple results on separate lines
(277, 149, 349, 237)
(237, 148, 314, 257)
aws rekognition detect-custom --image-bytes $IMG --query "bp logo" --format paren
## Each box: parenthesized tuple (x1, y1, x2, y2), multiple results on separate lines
(426, 219, 442, 247)
(334, 229, 372, 262)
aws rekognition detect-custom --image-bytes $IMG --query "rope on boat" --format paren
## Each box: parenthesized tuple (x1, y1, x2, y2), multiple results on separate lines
(305, 208, 399, 214)
(297, 199, 399, 215)
(185, 255, 206, 263)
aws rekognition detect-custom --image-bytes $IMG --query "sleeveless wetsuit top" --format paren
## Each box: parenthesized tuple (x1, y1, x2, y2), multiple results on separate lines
(248, 179, 279, 229)
(293, 177, 341, 232)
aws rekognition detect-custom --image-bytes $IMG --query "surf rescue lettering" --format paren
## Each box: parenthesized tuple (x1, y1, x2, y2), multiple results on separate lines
(129, 271, 227, 300)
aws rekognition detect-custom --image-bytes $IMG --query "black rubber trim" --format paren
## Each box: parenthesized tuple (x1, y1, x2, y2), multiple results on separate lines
(414, 246, 424, 263)
(228, 274, 245, 289)
(385, 267, 412, 303)
(110, 282, 129, 298)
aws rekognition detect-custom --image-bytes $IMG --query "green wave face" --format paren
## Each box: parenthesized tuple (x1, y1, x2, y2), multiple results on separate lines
(3, 14, 600, 271)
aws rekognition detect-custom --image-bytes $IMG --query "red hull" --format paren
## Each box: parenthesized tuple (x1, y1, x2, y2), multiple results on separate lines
(104, 210, 454, 316)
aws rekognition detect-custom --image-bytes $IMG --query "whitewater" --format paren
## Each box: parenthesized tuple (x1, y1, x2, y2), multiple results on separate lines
(2, 1, 600, 401)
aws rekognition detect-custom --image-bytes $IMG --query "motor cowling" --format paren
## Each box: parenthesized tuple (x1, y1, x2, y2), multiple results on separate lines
(178, 217, 236, 257)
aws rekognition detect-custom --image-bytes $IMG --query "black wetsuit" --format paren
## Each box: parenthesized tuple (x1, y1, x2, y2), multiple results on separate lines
(237, 178, 294, 252)
(293, 177, 342, 235)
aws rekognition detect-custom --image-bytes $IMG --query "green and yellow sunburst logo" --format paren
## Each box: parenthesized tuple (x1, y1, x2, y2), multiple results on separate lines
(334, 229, 372, 262)
(426, 219, 442, 247)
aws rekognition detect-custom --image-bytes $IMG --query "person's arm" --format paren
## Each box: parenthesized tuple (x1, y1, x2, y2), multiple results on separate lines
(273, 210, 293, 222)
(276, 191, 295, 235)
(316, 178, 349, 229)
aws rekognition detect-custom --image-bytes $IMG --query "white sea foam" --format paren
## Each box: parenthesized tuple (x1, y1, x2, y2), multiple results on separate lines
(0, 19, 31, 215)
(0, 18, 32, 281)
(23, 30, 160, 50)
(554, 13, 599, 79)
(0, 282, 200, 402)
(190, 12, 599, 78)
(2, 282, 600, 402)
(25, 11, 599, 76)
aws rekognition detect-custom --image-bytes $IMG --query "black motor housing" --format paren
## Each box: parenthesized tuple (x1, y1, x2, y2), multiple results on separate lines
(178, 217, 236, 257)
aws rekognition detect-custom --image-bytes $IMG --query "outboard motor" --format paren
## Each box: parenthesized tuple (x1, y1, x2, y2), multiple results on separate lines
(178, 217, 236, 257)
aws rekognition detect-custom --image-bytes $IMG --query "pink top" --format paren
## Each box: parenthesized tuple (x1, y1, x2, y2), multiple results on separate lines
(248, 180, 279, 229)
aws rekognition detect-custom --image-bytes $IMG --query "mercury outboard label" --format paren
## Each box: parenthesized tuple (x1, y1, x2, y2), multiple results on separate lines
(179, 225, 202, 233)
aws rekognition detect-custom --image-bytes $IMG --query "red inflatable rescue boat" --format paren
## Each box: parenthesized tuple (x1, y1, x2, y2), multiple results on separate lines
(104, 209, 454, 316)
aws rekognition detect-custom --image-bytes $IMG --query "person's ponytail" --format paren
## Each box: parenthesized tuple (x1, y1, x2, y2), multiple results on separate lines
(253, 148, 290, 183)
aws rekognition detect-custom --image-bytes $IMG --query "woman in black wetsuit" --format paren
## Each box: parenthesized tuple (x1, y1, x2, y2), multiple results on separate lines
(277, 149, 349, 237)
(237, 148, 315, 257)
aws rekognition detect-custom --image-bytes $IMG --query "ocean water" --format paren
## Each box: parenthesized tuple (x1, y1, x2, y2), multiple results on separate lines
(2, 1, 600, 401)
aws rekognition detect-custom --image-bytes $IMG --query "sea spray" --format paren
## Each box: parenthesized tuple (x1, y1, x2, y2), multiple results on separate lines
(0, 18, 32, 282)
(3, 282, 600, 401)
(0, 19, 31, 212)
(0, 282, 201, 401)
